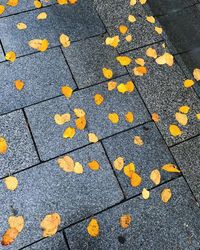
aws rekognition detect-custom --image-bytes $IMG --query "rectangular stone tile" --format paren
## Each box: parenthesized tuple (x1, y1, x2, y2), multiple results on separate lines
(103, 122, 180, 198)
(125, 43, 200, 146)
(25, 75, 150, 161)
(158, 5, 200, 53)
(0, 110, 39, 178)
(23, 233, 68, 250)
(62, 35, 127, 88)
(0, 0, 54, 17)
(0, 143, 123, 250)
(65, 177, 200, 250)
(147, 0, 198, 16)
(0, 0, 105, 57)
(93, 0, 162, 53)
(0, 46, 4, 62)
(171, 135, 200, 204)
(0, 47, 75, 115)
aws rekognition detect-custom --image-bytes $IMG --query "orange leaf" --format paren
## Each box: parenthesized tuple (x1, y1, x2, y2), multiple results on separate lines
(150, 169, 161, 185)
(0, 5, 5, 15)
(7, 0, 18, 7)
(57, 155, 74, 172)
(34, 0, 42, 8)
(5, 51, 16, 62)
(169, 124, 182, 137)
(0, 137, 8, 154)
(94, 94, 104, 105)
(133, 66, 147, 76)
(87, 218, 99, 237)
(40, 213, 61, 237)
(75, 116, 86, 130)
(119, 25, 128, 34)
(125, 111, 134, 123)
(14, 80, 24, 91)
(1, 228, 19, 246)
(88, 160, 100, 171)
(119, 214, 132, 228)
(152, 112, 160, 122)
(161, 188, 172, 203)
(130, 172, 142, 187)
(183, 79, 194, 88)
(63, 127, 76, 139)
(113, 157, 124, 171)
(124, 163, 135, 177)
(133, 136, 143, 146)
(61, 86, 73, 98)
(102, 68, 113, 79)
(162, 164, 180, 173)
(108, 113, 119, 124)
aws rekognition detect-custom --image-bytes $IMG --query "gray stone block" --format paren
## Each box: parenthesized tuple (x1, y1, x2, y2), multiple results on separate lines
(0, 47, 75, 115)
(65, 177, 200, 250)
(171, 135, 200, 204)
(103, 122, 180, 198)
(62, 35, 127, 88)
(0, 46, 4, 62)
(0, 110, 39, 178)
(0, 0, 105, 56)
(25, 75, 150, 161)
(125, 43, 200, 146)
(0, 143, 123, 250)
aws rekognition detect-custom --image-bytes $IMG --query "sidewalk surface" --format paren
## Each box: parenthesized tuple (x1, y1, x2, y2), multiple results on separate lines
(0, 0, 200, 249)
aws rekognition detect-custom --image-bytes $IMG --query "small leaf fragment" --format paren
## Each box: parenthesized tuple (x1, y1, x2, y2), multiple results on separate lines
(125, 34, 133, 42)
(162, 164, 180, 173)
(128, 15, 136, 23)
(0, 137, 8, 154)
(119, 214, 132, 229)
(161, 188, 172, 203)
(88, 160, 100, 171)
(169, 124, 182, 137)
(108, 113, 119, 124)
(5, 51, 16, 62)
(133, 136, 144, 146)
(102, 68, 113, 79)
(130, 172, 142, 187)
(63, 127, 76, 139)
(40, 213, 61, 237)
(4, 176, 18, 191)
(196, 113, 200, 120)
(142, 188, 150, 200)
(57, 0, 68, 5)
(150, 169, 161, 185)
(87, 218, 99, 237)
(61, 86, 73, 98)
(113, 157, 124, 171)
(135, 58, 145, 66)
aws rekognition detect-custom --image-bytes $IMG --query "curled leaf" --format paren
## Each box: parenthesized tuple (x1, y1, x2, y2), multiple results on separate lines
(1, 228, 19, 246)
(162, 164, 180, 173)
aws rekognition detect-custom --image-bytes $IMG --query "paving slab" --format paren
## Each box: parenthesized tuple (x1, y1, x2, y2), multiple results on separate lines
(103, 122, 180, 198)
(0, 45, 4, 62)
(0, 110, 39, 178)
(171, 135, 200, 204)
(0, 0, 105, 57)
(158, 5, 200, 53)
(147, 0, 198, 16)
(125, 43, 200, 146)
(23, 233, 68, 250)
(0, 143, 123, 250)
(62, 35, 127, 88)
(65, 177, 200, 250)
(0, 0, 54, 17)
(93, 0, 162, 53)
(25, 75, 150, 161)
(0, 47, 75, 115)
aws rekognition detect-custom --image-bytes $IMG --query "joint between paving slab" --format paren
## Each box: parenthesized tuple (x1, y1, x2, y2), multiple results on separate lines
(62, 230, 72, 250)
(0, 39, 6, 56)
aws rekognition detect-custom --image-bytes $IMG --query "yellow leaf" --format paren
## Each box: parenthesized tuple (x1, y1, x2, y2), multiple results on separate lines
(124, 162, 135, 177)
(1, 228, 19, 246)
(8, 216, 24, 233)
(146, 16, 155, 23)
(125, 81, 134, 92)
(63, 127, 76, 139)
(130, 172, 142, 187)
(162, 163, 180, 173)
(152, 112, 160, 122)
(5, 51, 16, 62)
(142, 188, 150, 199)
(117, 83, 127, 94)
(105, 36, 120, 48)
(107, 81, 117, 91)
(61, 86, 73, 98)
(155, 26, 163, 34)
(128, 15, 136, 23)
(68, 0, 78, 4)
(57, 155, 74, 172)
(94, 93, 104, 105)
(133, 66, 147, 76)
(179, 106, 190, 114)
(175, 112, 188, 126)
(28, 39, 49, 52)
(0, 137, 8, 154)
(119, 25, 128, 34)
(4, 176, 18, 191)
(113, 157, 124, 171)
(139, 0, 147, 4)
(196, 113, 200, 120)
(146, 47, 157, 58)
(34, 0, 42, 8)
(54, 113, 71, 125)
(74, 162, 84, 174)
(88, 160, 100, 171)
(87, 218, 99, 237)
(57, 0, 67, 4)
(59, 34, 70, 48)
(14, 79, 24, 91)
(125, 34, 133, 42)
(169, 124, 182, 137)
(133, 136, 144, 146)
(16, 22, 27, 30)
(7, 0, 18, 7)
(0, 5, 5, 15)
(130, 0, 136, 6)
(161, 188, 172, 203)
(88, 133, 99, 143)
(116, 56, 132, 66)
(150, 169, 161, 185)
(125, 111, 134, 123)
(108, 113, 119, 124)
(156, 52, 174, 66)
(135, 58, 145, 66)
(193, 68, 200, 81)
(102, 68, 113, 79)
(74, 108, 85, 118)
(40, 213, 61, 237)
(119, 214, 132, 229)
(75, 116, 86, 130)
(37, 12, 48, 20)
(183, 79, 194, 88)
